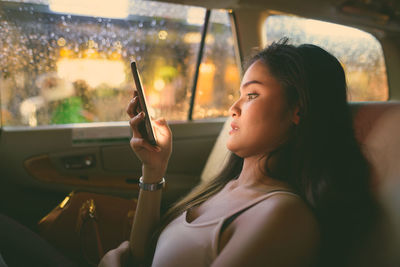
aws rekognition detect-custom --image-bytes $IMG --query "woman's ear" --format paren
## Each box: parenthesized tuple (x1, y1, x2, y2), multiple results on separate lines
(292, 105, 301, 125)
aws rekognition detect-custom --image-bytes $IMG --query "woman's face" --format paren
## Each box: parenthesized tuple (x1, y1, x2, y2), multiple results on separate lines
(226, 60, 298, 158)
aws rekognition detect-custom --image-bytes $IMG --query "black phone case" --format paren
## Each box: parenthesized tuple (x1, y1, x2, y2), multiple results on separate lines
(131, 61, 157, 146)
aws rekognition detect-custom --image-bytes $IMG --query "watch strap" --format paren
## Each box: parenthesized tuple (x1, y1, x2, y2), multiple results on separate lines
(139, 177, 165, 191)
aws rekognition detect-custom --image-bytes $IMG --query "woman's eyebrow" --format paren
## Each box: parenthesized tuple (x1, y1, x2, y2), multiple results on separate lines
(242, 80, 263, 88)
(239, 80, 264, 95)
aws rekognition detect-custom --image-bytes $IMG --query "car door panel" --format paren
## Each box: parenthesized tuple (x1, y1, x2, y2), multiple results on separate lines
(0, 119, 225, 227)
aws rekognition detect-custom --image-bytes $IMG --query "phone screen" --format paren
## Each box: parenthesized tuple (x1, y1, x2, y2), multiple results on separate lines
(130, 61, 157, 146)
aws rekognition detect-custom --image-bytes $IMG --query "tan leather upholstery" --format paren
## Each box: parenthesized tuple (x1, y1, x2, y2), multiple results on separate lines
(200, 102, 400, 265)
(351, 102, 400, 266)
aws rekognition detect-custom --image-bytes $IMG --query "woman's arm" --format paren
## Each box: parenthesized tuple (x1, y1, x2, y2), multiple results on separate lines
(129, 170, 163, 263)
(126, 93, 172, 264)
(211, 195, 320, 267)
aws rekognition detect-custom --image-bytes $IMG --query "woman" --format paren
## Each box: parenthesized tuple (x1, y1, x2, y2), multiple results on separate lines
(100, 40, 377, 267)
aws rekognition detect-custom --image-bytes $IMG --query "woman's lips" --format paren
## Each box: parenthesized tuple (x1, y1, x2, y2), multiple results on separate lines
(229, 122, 239, 135)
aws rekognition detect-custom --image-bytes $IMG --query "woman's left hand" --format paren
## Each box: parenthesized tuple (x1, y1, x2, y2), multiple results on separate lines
(98, 241, 130, 267)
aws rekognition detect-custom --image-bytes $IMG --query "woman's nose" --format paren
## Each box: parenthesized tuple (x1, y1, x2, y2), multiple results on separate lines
(229, 99, 241, 117)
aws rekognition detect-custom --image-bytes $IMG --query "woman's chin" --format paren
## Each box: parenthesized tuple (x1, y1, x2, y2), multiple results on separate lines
(226, 140, 236, 152)
(226, 142, 244, 157)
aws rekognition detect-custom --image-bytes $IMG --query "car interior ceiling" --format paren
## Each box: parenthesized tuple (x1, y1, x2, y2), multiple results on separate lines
(159, 0, 400, 30)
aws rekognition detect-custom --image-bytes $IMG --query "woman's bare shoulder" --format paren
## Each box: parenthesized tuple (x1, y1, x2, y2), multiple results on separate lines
(215, 192, 320, 267)
(255, 192, 316, 221)
(238, 192, 319, 237)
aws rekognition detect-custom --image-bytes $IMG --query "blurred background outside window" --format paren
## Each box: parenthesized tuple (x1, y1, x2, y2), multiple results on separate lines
(264, 15, 388, 102)
(193, 10, 240, 120)
(0, 3, 389, 127)
(0, 0, 240, 126)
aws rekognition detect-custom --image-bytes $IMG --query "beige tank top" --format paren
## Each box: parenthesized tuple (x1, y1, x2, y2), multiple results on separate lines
(151, 191, 298, 267)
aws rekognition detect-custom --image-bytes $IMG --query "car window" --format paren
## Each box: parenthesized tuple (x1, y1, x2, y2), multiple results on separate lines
(192, 10, 240, 120)
(264, 15, 388, 102)
(0, 0, 240, 127)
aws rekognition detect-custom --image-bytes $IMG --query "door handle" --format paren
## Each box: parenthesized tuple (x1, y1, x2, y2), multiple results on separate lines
(63, 154, 96, 169)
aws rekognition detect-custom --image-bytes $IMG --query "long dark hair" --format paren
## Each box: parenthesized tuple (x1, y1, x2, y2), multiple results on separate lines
(148, 39, 378, 266)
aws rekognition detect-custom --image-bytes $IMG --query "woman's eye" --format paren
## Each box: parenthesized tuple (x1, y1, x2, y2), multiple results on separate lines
(247, 93, 258, 100)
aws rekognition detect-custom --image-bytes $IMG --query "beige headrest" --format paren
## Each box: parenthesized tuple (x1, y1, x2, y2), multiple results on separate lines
(351, 102, 400, 189)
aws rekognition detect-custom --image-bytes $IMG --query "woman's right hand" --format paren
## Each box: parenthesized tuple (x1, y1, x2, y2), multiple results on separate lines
(126, 91, 172, 182)
(98, 241, 130, 267)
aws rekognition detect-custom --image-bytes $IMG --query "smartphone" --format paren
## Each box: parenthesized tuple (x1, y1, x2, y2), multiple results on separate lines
(130, 61, 157, 146)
